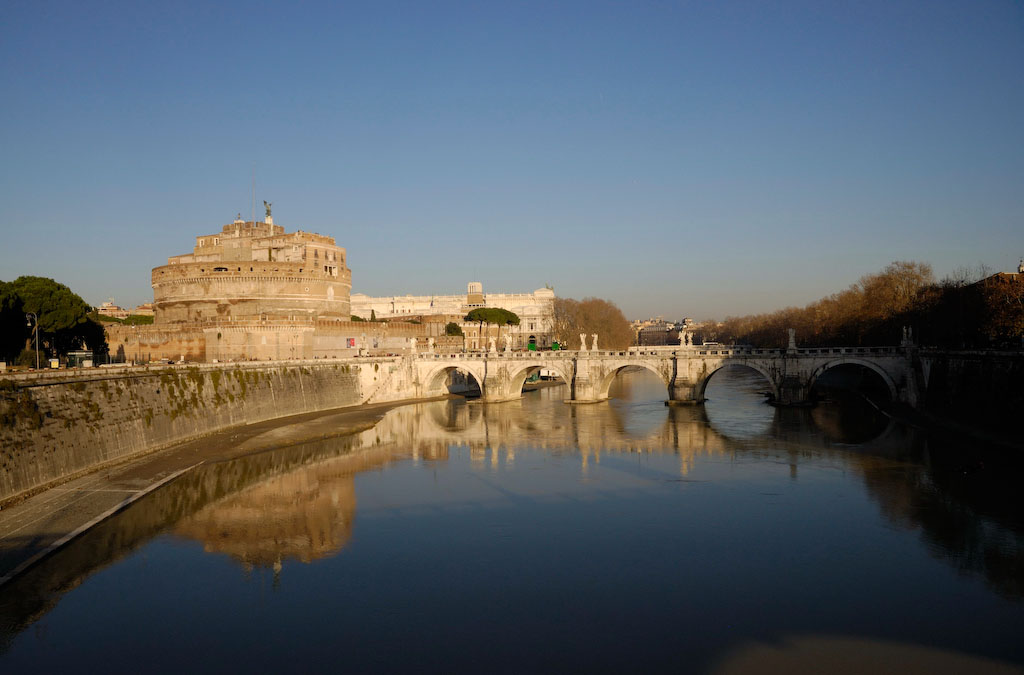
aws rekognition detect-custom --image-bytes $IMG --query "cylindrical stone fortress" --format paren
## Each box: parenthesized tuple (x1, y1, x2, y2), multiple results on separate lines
(151, 218, 351, 323)
(152, 262, 351, 322)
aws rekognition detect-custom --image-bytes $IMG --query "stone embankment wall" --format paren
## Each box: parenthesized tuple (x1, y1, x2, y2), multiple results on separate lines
(918, 350, 1024, 436)
(0, 357, 411, 504)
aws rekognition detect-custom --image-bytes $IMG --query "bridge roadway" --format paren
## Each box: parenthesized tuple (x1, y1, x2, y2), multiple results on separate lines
(405, 345, 917, 406)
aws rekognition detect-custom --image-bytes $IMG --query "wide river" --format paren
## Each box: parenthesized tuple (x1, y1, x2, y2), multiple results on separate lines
(1, 368, 1022, 673)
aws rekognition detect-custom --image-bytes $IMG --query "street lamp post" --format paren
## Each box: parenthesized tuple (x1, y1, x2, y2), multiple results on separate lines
(25, 313, 39, 369)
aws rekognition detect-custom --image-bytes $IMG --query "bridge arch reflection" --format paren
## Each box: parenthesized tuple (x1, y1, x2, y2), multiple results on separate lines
(114, 394, 917, 572)
(698, 363, 777, 403)
(595, 363, 671, 401)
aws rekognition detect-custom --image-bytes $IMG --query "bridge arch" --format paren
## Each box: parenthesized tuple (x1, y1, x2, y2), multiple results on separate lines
(422, 363, 486, 397)
(596, 362, 671, 400)
(505, 361, 573, 398)
(807, 358, 898, 402)
(696, 362, 778, 402)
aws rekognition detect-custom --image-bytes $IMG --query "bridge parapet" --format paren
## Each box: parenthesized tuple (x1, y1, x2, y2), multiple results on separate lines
(415, 351, 576, 360)
(412, 346, 904, 359)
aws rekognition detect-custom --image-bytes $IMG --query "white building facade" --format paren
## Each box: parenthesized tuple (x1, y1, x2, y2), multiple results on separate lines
(351, 283, 556, 350)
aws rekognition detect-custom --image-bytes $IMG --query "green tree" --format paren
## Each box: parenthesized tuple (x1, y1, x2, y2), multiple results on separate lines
(465, 308, 520, 348)
(465, 308, 489, 347)
(490, 308, 520, 328)
(445, 322, 464, 336)
(493, 308, 520, 346)
(370, 309, 377, 322)
(10, 276, 101, 358)
(71, 318, 110, 361)
(89, 311, 124, 324)
(0, 281, 28, 362)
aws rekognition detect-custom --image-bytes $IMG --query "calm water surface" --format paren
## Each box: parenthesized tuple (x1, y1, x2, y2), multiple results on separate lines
(1, 368, 1023, 673)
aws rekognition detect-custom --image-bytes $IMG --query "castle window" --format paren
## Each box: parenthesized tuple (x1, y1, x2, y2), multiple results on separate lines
(213, 266, 228, 272)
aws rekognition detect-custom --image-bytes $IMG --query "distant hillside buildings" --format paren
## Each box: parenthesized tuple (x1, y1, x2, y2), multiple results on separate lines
(96, 300, 153, 320)
(632, 317, 694, 346)
(96, 300, 129, 320)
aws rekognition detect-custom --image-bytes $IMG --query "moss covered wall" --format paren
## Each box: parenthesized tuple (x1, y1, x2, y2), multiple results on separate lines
(0, 361, 373, 503)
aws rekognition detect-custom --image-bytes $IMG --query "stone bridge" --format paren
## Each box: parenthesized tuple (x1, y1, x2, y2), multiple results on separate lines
(408, 346, 918, 406)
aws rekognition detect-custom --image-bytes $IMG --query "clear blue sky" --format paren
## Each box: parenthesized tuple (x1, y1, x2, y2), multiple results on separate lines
(2, 0, 1022, 320)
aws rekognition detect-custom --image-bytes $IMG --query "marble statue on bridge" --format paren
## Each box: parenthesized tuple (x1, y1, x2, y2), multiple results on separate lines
(503, 334, 512, 352)
(591, 334, 598, 351)
(489, 336, 497, 353)
(580, 333, 587, 351)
